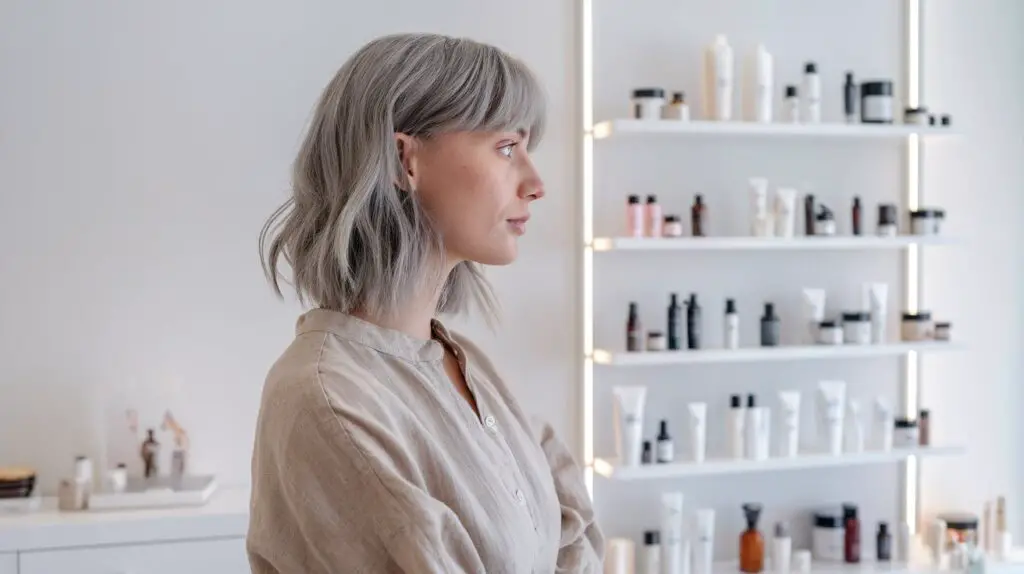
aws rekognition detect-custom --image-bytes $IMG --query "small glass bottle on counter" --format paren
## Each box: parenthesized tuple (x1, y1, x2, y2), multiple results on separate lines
(876, 522, 892, 561)
(627, 302, 643, 351)
(919, 409, 930, 446)
(691, 194, 707, 237)
(851, 196, 863, 236)
(740, 503, 765, 573)
(843, 504, 861, 563)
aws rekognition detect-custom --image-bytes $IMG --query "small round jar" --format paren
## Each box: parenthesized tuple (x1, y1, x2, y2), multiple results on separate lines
(815, 213, 836, 236)
(893, 418, 919, 448)
(812, 507, 845, 562)
(841, 312, 872, 345)
(910, 209, 944, 235)
(876, 204, 898, 237)
(861, 81, 895, 124)
(817, 320, 843, 345)
(632, 88, 666, 121)
(661, 91, 690, 121)
(938, 513, 979, 551)
(662, 215, 684, 238)
(905, 107, 929, 125)
(934, 321, 951, 341)
(901, 312, 934, 341)
(646, 331, 667, 351)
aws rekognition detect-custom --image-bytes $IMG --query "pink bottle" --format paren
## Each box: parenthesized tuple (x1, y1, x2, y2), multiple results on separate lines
(627, 195, 644, 237)
(646, 195, 662, 237)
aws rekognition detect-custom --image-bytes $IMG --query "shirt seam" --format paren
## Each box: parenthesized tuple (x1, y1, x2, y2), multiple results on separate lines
(310, 333, 449, 565)
(302, 327, 443, 365)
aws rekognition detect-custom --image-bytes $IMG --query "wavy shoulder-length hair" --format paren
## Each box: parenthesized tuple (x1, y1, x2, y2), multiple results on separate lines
(260, 33, 546, 320)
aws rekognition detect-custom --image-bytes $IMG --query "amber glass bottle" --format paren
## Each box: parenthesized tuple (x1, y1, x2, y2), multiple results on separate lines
(740, 503, 765, 573)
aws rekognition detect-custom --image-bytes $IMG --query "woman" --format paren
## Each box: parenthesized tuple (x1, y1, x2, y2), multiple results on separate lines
(247, 33, 604, 573)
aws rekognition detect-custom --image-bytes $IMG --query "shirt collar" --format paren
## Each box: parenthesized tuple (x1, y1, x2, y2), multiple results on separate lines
(295, 308, 447, 363)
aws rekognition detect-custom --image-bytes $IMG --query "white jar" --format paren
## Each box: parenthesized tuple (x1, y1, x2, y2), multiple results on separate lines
(842, 312, 872, 345)
(632, 88, 666, 120)
(894, 419, 919, 448)
(814, 216, 836, 236)
(910, 209, 943, 235)
(662, 215, 684, 238)
(817, 321, 842, 345)
(861, 81, 894, 123)
(812, 509, 845, 561)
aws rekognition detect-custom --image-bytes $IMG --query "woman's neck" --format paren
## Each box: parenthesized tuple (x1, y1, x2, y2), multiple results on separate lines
(351, 259, 458, 341)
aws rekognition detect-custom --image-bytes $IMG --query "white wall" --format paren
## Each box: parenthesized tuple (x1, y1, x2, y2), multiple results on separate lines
(0, 0, 577, 490)
(1, 0, 1022, 553)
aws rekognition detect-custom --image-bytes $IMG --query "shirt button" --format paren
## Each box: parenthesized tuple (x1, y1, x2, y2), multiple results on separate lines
(484, 415, 497, 429)
(514, 489, 526, 505)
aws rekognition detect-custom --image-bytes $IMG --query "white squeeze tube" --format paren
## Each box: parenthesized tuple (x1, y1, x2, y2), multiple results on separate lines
(753, 44, 773, 123)
(612, 386, 646, 467)
(774, 188, 797, 238)
(817, 380, 846, 455)
(688, 402, 707, 463)
(845, 399, 865, 453)
(863, 283, 889, 344)
(661, 492, 685, 574)
(873, 397, 894, 451)
(704, 35, 734, 121)
(749, 178, 772, 237)
(801, 288, 826, 344)
(777, 390, 800, 457)
(695, 509, 716, 574)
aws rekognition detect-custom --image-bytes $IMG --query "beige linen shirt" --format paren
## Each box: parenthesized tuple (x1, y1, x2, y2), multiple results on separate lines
(247, 309, 604, 573)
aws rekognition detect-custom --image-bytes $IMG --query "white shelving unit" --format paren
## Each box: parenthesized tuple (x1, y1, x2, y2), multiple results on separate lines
(580, 0, 962, 569)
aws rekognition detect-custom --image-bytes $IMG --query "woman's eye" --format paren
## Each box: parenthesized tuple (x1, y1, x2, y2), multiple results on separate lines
(498, 143, 517, 158)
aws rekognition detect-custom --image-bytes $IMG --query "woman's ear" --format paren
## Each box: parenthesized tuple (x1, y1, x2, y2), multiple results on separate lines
(394, 133, 420, 192)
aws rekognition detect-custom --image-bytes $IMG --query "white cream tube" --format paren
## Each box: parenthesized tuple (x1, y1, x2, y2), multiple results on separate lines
(749, 178, 772, 237)
(746, 406, 770, 461)
(661, 492, 685, 574)
(695, 509, 716, 574)
(687, 402, 707, 463)
(845, 399, 864, 453)
(863, 282, 889, 344)
(801, 288, 826, 344)
(777, 391, 800, 457)
(873, 397, 894, 451)
(612, 386, 647, 467)
(817, 381, 846, 455)
(774, 188, 798, 238)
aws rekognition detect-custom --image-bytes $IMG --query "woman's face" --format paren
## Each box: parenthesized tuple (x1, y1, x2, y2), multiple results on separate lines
(399, 130, 545, 267)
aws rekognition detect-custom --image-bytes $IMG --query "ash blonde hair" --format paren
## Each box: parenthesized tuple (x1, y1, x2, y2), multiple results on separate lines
(260, 33, 546, 320)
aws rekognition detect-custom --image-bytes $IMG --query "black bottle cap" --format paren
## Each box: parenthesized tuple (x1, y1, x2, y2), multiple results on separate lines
(628, 195, 640, 204)
(929, 115, 937, 125)
(878, 522, 889, 535)
(853, 196, 861, 207)
(694, 194, 704, 205)
(725, 298, 736, 314)
(941, 114, 951, 126)
(785, 85, 798, 98)
(628, 302, 638, 317)
(920, 409, 930, 418)
(842, 503, 859, 519)
(645, 530, 661, 545)
(764, 302, 775, 316)
(646, 194, 657, 203)
(688, 293, 698, 306)
(805, 62, 817, 74)
(747, 394, 755, 408)
(632, 88, 665, 99)
(845, 71, 854, 83)
(659, 419, 669, 434)
(672, 92, 685, 103)
(642, 440, 651, 452)
(731, 394, 742, 408)
(670, 293, 679, 306)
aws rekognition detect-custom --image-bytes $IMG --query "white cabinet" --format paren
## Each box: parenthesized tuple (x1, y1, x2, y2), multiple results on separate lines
(19, 537, 248, 574)
(0, 553, 16, 574)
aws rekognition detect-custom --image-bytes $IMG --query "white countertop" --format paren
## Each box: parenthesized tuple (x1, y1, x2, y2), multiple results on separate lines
(0, 487, 249, 552)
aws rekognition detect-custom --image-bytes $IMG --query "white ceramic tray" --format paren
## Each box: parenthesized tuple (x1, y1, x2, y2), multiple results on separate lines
(88, 475, 218, 511)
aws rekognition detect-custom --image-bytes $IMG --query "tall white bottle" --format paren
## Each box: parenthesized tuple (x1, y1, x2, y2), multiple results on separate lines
(703, 35, 734, 121)
(748, 44, 774, 123)
(802, 62, 821, 123)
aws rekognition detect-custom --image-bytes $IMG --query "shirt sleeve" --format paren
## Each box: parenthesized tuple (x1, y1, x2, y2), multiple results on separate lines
(531, 416, 606, 572)
(247, 375, 487, 574)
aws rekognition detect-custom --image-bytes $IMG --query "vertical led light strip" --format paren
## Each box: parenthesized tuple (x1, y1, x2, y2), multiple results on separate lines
(903, 0, 923, 534)
(580, 0, 596, 497)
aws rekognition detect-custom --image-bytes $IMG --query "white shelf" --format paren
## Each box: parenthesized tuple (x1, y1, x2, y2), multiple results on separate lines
(592, 119, 956, 140)
(592, 342, 960, 366)
(593, 446, 965, 480)
(592, 236, 954, 252)
(710, 559, 1024, 574)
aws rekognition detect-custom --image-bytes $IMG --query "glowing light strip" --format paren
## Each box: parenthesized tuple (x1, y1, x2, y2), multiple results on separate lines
(903, 0, 922, 534)
(580, 0, 595, 497)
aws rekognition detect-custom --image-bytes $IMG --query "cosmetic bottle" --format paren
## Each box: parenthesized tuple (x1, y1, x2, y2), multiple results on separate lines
(877, 522, 892, 561)
(877, 204, 898, 237)
(646, 195, 662, 237)
(668, 294, 683, 351)
(691, 195, 707, 237)
(662, 492, 685, 574)
(843, 504, 861, 563)
(641, 440, 653, 464)
(919, 409, 930, 446)
(688, 402, 707, 463)
(627, 302, 642, 352)
(695, 509, 716, 574)
(774, 188, 797, 238)
(843, 72, 858, 123)
(656, 419, 674, 463)
(773, 522, 792, 574)
(724, 299, 739, 349)
(803, 194, 815, 236)
(704, 35, 734, 121)
(802, 62, 821, 123)
(686, 293, 702, 349)
(819, 381, 846, 455)
(815, 205, 836, 236)
(997, 496, 1012, 559)
(740, 503, 765, 573)
(751, 44, 774, 123)
(662, 92, 691, 121)
(606, 538, 636, 574)
(613, 386, 647, 467)
(643, 530, 661, 574)
(749, 178, 772, 237)
(845, 399, 865, 453)
(852, 196, 862, 235)
(744, 395, 769, 461)
(784, 86, 799, 123)
(628, 195, 643, 238)
(760, 303, 780, 347)
(793, 550, 812, 574)
(777, 390, 800, 458)
(729, 394, 746, 459)
(873, 397, 894, 451)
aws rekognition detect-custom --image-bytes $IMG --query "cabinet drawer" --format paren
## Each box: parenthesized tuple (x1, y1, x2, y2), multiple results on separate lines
(19, 537, 248, 574)
(0, 553, 15, 574)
